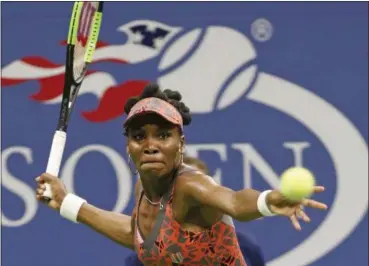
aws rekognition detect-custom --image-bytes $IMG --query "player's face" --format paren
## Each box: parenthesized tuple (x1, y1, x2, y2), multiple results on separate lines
(126, 114, 184, 177)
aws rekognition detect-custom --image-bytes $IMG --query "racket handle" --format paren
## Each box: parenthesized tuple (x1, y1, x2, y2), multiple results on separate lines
(43, 130, 67, 199)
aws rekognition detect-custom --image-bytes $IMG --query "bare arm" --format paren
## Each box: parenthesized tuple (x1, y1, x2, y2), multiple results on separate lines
(35, 173, 138, 250)
(77, 179, 142, 249)
(180, 172, 263, 221)
(77, 204, 134, 249)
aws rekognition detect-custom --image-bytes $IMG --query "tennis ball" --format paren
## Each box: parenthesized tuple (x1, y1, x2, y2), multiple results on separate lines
(280, 167, 316, 201)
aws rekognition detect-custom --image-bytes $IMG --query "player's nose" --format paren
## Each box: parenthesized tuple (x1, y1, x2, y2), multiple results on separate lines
(143, 144, 160, 154)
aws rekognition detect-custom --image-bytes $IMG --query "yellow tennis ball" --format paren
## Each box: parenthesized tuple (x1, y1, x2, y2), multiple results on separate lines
(280, 167, 316, 201)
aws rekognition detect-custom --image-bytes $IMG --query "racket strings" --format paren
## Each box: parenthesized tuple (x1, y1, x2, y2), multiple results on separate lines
(73, 41, 87, 80)
(73, 2, 99, 81)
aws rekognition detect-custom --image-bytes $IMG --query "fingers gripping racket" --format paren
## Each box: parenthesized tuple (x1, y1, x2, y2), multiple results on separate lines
(43, 1, 104, 199)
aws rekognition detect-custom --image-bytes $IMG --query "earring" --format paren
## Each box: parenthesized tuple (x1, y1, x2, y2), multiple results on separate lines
(179, 148, 184, 164)
(128, 154, 139, 175)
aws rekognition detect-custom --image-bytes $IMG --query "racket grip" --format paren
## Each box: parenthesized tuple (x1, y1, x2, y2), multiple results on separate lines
(43, 130, 67, 199)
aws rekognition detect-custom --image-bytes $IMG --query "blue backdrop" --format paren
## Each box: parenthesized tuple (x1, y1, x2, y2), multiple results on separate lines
(1, 2, 368, 266)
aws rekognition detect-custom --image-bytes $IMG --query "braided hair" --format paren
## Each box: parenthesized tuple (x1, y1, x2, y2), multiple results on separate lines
(124, 83, 192, 134)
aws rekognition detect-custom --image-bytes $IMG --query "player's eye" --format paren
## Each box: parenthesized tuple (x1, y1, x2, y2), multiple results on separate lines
(134, 134, 145, 141)
(130, 130, 145, 141)
(158, 131, 172, 140)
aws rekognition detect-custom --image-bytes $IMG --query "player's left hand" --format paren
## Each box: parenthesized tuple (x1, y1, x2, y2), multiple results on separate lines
(266, 186, 328, 230)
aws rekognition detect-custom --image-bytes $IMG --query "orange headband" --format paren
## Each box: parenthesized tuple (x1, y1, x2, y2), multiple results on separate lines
(124, 97, 183, 130)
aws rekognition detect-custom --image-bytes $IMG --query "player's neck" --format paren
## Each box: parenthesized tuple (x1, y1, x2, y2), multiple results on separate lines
(140, 171, 175, 202)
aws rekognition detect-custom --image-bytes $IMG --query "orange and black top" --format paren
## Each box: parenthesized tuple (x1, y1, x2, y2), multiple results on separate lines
(133, 165, 247, 265)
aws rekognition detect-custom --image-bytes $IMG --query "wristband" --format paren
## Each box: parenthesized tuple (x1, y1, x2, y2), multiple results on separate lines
(60, 193, 87, 223)
(257, 190, 277, 217)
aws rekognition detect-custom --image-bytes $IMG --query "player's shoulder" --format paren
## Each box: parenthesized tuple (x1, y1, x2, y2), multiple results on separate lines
(176, 165, 217, 189)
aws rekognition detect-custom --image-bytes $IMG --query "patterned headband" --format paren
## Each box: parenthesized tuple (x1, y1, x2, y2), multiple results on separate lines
(124, 97, 183, 130)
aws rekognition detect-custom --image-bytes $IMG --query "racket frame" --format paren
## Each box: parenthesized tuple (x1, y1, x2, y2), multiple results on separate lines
(43, 1, 103, 199)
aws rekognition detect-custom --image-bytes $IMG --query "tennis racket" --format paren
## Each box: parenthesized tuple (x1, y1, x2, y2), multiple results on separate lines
(42, 1, 104, 199)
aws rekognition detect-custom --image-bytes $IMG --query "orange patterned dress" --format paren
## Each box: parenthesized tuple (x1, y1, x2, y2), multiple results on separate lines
(133, 166, 247, 265)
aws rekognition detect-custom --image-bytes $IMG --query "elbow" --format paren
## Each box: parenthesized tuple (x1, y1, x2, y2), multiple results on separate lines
(230, 192, 241, 220)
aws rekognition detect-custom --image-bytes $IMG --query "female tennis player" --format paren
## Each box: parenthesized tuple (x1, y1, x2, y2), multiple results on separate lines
(36, 83, 327, 265)
(124, 155, 266, 266)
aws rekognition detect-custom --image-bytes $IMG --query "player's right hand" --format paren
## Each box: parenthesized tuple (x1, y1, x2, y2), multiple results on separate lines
(35, 173, 67, 211)
(266, 187, 328, 230)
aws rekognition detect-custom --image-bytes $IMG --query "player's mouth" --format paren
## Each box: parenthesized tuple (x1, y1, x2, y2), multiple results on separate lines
(141, 160, 164, 166)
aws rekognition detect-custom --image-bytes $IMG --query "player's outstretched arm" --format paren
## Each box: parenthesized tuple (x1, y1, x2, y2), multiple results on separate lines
(180, 172, 327, 230)
(179, 172, 264, 221)
(35, 173, 135, 249)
